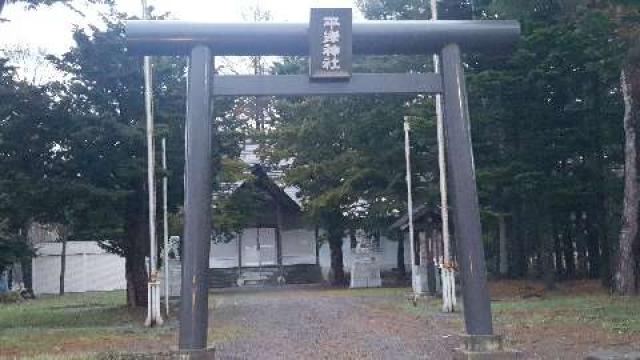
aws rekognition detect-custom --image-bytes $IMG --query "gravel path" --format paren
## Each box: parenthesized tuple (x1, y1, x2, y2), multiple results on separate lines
(209, 287, 462, 360)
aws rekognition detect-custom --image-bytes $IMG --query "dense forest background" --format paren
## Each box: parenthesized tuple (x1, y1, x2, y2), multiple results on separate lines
(1, 0, 640, 305)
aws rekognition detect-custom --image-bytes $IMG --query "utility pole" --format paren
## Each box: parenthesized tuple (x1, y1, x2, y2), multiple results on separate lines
(142, 0, 163, 327)
(432, 0, 457, 313)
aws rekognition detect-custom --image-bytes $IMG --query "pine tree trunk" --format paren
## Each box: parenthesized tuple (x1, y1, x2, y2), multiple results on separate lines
(553, 222, 564, 279)
(600, 191, 613, 287)
(426, 230, 437, 295)
(563, 224, 576, 279)
(20, 225, 34, 297)
(498, 215, 508, 277)
(576, 218, 588, 278)
(513, 208, 527, 278)
(533, 213, 544, 279)
(616, 65, 640, 296)
(542, 224, 556, 291)
(59, 233, 67, 295)
(585, 74, 608, 284)
(586, 214, 601, 279)
(328, 231, 345, 285)
(125, 218, 149, 307)
(397, 233, 406, 275)
(125, 188, 149, 307)
(349, 228, 357, 249)
(601, 223, 613, 287)
(19, 257, 32, 297)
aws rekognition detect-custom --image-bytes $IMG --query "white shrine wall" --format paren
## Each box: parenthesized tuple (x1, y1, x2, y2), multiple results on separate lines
(318, 234, 411, 280)
(209, 227, 317, 268)
(32, 241, 126, 295)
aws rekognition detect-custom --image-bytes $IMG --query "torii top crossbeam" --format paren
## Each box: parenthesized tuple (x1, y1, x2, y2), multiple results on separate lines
(125, 20, 520, 56)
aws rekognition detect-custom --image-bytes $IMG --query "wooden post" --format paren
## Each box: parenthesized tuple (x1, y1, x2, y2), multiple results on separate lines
(440, 43, 493, 335)
(179, 45, 213, 351)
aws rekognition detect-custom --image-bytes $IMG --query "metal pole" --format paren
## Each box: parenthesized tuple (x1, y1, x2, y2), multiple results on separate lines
(440, 42, 493, 335)
(179, 45, 213, 351)
(432, 0, 456, 313)
(403, 118, 416, 293)
(162, 137, 169, 316)
(141, 0, 162, 327)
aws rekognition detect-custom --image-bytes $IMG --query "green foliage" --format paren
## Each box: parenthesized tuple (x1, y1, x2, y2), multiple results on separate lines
(45, 17, 154, 250)
(0, 0, 638, 292)
(0, 57, 59, 231)
(0, 4, 241, 303)
(0, 291, 24, 304)
(355, 0, 472, 20)
(467, 0, 629, 280)
(268, 95, 418, 233)
(267, 0, 639, 284)
(44, 9, 236, 250)
(268, 58, 439, 241)
(0, 55, 69, 277)
(0, 226, 32, 272)
(266, 1, 470, 243)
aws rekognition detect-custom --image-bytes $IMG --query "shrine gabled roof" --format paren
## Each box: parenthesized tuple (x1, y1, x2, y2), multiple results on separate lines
(389, 205, 441, 232)
(245, 164, 302, 213)
(237, 141, 303, 207)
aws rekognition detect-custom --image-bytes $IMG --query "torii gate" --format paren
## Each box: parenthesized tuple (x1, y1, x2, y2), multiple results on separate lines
(125, 9, 519, 358)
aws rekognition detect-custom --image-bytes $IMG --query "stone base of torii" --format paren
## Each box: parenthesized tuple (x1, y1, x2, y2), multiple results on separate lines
(454, 335, 521, 359)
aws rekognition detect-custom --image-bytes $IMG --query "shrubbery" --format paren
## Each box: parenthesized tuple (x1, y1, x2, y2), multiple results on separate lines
(0, 291, 24, 304)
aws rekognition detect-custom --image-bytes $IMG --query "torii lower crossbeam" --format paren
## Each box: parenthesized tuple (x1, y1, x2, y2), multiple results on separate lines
(213, 73, 443, 97)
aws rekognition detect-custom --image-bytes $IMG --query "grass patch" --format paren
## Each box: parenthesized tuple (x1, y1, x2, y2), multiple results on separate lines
(208, 323, 251, 343)
(0, 291, 175, 358)
(20, 354, 99, 360)
(5, 283, 638, 358)
(0, 291, 129, 329)
(391, 287, 640, 337)
(493, 294, 640, 335)
(211, 286, 408, 301)
(392, 296, 465, 330)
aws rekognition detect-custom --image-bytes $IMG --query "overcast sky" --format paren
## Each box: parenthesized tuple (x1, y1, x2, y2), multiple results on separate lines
(0, 0, 362, 56)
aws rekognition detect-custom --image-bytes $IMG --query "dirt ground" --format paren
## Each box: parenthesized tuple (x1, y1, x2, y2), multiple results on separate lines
(207, 283, 640, 360)
(1, 281, 639, 359)
(210, 287, 460, 360)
